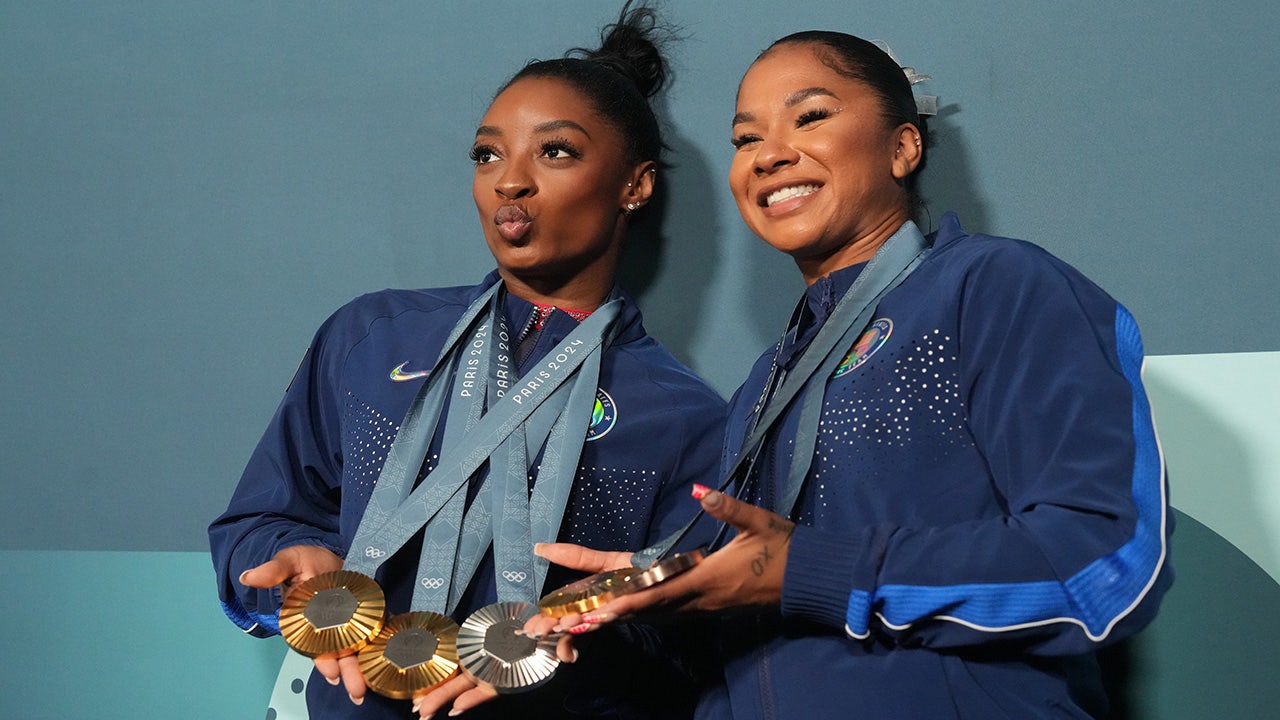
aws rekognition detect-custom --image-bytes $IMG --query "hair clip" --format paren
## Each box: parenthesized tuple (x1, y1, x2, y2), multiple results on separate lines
(872, 40, 937, 117)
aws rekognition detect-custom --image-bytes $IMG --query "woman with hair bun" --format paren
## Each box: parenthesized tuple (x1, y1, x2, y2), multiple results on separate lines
(210, 4, 724, 719)
(536, 30, 1173, 719)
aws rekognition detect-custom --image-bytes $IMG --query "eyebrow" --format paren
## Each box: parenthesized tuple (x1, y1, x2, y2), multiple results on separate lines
(474, 119, 592, 138)
(732, 86, 841, 126)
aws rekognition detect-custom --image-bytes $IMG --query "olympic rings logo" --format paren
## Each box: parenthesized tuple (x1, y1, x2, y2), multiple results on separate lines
(364, 546, 387, 559)
(420, 577, 445, 589)
(501, 570, 528, 583)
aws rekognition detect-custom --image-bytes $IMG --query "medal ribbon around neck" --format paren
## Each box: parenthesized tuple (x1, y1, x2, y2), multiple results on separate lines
(277, 281, 501, 659)
(633, 221, 932, 566)
(347, 294, 622, 588)
(410, 289, 513, 613)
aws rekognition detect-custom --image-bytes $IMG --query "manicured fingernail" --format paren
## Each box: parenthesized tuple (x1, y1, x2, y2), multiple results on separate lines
(701, 489, 723, 507)
(238, 569, 251, 585)
(411, 699, 421, 713)
(349, 694, 363, 706)
(567, 623, 593, 634)
(691, 484, 711, 500)
(447, 709, 463, 717)
(324, 674, 340, 686)
(550, 625, 565, 634)
(582, 611, 615, 624)
(569, 647, 580, 663)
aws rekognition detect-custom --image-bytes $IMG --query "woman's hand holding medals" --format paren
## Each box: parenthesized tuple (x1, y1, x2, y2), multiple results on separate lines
(239, 546, 379, 705)
(525, 486, 796, 663)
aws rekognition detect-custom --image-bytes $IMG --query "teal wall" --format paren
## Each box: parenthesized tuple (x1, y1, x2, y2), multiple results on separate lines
(3, 2, 1277, 717)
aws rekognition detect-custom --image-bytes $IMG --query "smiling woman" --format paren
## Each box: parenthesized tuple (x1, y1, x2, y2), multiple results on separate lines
(729, 41, 923, 282)
(207, 4, 726, 720)
(532, 30, 1174, 720)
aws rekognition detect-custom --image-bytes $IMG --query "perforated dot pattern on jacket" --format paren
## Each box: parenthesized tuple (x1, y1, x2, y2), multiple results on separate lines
(804, 329, 974, 519)
(562, 467, 660, 548)
(342, 391, 439, 501)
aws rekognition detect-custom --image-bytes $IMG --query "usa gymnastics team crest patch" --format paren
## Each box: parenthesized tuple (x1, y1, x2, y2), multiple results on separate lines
(585, 388, 617, 441)
(833, 318, 893, 378)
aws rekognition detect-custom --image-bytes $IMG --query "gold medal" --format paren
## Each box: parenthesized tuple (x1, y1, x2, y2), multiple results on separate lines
(537, 549, 704, 617)
(278, 570, 386, 658)
(457, 602, 559, 693)
(358, 611, 460, 700)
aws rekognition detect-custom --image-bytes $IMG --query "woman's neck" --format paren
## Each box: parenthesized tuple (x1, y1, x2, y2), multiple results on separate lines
(498, 270, 611, 312)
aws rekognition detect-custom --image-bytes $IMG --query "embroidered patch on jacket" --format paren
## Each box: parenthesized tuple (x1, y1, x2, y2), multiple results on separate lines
(585, 388, 617, 441)
(833, 318, 893, 378)
(389, 361, 430, 382)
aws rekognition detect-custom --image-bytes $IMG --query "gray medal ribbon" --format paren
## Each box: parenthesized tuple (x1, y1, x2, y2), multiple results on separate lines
(454, 299, 619, 605)
(634, 222, 931, 566)
(525, 344, 605, 594)
(346, 283, 501, 567)
(448, 385, 570, 609)
(412, 291, 510, 611)
(345, 297, 621, 582)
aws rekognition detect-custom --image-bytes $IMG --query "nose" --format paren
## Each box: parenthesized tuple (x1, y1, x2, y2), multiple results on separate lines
(753, 136, 799, 176)
(495, 158, 535, 200)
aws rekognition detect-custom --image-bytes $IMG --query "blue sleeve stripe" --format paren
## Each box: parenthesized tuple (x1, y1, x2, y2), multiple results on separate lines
(220, 598, 282, 636)
(848, 304, 1168, 641)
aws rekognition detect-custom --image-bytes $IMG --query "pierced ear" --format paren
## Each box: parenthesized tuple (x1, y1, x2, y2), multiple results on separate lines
(620, 161, 657, 211)
(891, 124, 923, 179)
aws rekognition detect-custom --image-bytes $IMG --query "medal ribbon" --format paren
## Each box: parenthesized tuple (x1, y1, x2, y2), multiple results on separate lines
(344, 296, 621, 586)
(345, 282, 501, 563)
(633, 221, 931, 566)
(411, 289, 513, 611)
(447, 299, 618, 607)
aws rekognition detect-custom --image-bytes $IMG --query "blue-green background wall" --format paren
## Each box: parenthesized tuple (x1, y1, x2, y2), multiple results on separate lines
(3, 2, 1277, 717)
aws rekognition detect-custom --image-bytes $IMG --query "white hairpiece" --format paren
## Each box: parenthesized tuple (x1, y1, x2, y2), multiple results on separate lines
(871, 40, 937, 117)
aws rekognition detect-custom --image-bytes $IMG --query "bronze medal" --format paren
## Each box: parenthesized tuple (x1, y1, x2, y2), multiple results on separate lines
(537, 549, 704, 617)
(358, 611, 460, 699)
(278, 570, 386, 658)
(457, 602, 559, 693)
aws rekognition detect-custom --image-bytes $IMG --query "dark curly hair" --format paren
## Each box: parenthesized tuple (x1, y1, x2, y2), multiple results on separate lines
(496, 1, 673, 166)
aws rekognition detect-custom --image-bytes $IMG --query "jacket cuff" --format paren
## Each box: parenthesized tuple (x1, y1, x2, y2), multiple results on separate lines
(781, 524, 866, 629)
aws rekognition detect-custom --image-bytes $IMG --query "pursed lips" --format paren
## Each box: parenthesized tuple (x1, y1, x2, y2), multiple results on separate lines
(494, 204, 533, 241)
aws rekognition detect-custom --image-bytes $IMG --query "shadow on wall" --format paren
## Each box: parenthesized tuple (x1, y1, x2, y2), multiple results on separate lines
(1101, 509, 1280, 719)
(918, 103, 993, 237)
(619, 121, 721, 362)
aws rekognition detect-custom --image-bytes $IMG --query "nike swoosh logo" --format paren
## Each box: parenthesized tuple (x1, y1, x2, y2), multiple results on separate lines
(389, 361, 430, 382)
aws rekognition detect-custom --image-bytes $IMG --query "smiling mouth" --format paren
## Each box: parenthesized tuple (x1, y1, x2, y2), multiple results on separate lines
(763, 184, 820, 207)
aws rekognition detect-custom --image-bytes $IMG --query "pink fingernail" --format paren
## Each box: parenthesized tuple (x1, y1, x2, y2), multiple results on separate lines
(582, 611, 614, 624)
(567, 623, 593, 634)
(691, 484, 711, 500)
